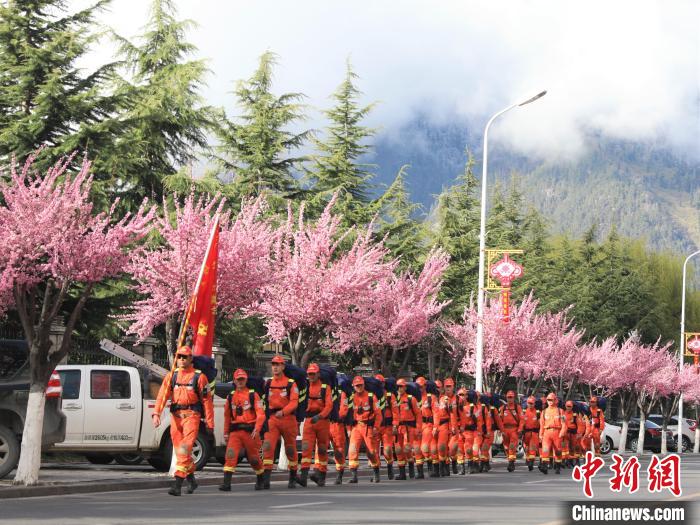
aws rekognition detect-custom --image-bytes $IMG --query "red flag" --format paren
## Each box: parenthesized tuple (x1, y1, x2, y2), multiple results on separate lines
(182, 217, 219, 358)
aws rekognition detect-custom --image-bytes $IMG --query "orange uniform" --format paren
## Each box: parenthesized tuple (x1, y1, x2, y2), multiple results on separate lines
(330, 391, 349, 476)
(154, 367, 214, 479)
(479, 405, 500, 465)
(262, 374, 299, 472)
(539, 406, 565, 463)
(373, 392, 399, 471)
(416, 391, 437, 468)
(562, 410, 580, 462)
(522, 407, 541, 463)
(499, 403, 524, 462)
(348, 390, 381, 470)
(433, 393, 458, 463)
(459, 400, 484, 464)
(589, 406, 605, 456)
(395, 392, 422, 468)
(301, 380, 333, 473)
(223, 388, 265, 474)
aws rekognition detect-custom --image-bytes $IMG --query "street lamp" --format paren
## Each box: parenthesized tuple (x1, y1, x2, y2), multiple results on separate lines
(678, 249, 700, 454)
(474, 90, 547, 392)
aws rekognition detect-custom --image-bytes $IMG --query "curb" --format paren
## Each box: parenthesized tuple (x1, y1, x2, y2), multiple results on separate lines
(0, 472, 288, 499)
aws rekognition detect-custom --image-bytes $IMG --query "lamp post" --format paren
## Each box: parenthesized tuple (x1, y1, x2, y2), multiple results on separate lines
(678, 249, 700, 454)
(474, 90, 547, 392)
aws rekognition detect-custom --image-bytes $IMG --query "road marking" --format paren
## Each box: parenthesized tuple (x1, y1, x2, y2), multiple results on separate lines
(525, 479, 551, 484)
(269, 501, 331, 509)
(422, 488, 463, 494)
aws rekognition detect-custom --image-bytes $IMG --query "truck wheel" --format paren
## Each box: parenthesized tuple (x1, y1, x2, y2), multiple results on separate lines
(85, 453, 115, 465)
(147, 432, 211, 471)
(600, 437, 613, 455)
(114, 453, 144, 466)
(148, 434, 172, 472)
(193, 431, 212, 471)
(0, 424, 20, 479)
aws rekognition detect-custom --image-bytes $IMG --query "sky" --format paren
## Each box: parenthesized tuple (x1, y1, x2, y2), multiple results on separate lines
(83, 0, 700, 160)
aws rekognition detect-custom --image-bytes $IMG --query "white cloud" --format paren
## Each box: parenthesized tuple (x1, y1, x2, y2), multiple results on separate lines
(82, 0, 699, 159)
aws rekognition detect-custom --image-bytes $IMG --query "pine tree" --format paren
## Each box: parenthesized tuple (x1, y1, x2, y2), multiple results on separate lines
(0, 0, 121, 175)
(375, 165, 424, 271)
(212, 51, 309, 208)
(114, 0, 216, 208)
(306, 61, 376, 225)
(432, 153, 481, 317)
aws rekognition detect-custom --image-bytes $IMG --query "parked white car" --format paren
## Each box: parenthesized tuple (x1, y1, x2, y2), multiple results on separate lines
(599, 421, 621, 454)
(52, 364, 227, 470)
(647, 414, 696, 453)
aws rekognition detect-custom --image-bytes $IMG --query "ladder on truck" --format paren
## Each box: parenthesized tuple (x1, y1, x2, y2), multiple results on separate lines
(99, 339, 169, 378)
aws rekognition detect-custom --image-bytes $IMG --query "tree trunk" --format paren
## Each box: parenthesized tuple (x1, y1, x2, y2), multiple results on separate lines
(165, 317, 177, 367)
(618, 420, 630, 454)
(636, 413, 646, 455)
(13, 383, 47, 485)
(398, 348, 412, 377)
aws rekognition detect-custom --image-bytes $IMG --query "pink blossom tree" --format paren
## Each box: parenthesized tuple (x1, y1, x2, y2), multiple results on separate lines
(123, 193, 277, 354)
(248, 198, 396, 367)
(0, 153, 154, 485)
(332, 248, 450, 375)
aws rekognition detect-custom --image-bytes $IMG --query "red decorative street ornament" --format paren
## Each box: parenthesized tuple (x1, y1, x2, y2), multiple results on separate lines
(687, 335, 700, 369)
(489, 253, 524, 323)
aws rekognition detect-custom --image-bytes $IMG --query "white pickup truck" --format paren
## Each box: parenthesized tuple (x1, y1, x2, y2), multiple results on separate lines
(51, 364, 227, 470)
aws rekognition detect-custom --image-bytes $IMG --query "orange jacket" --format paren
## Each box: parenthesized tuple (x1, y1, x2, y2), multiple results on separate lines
(265, 374, 299, 415)
(459, 401, 484, 432)
(380, 392, 400, 427)
(523, 407, 540, 432)
(540, 406, 565, 436)
(306, 380, 333, 419)
(480, 405, 494, 435)
(488, 406, 503, 433)
(420, 391, 436, 423)
(338, 391, 350, 421)
(564, 411, 580, 434)
(224, 388, 265, 433)
(499, 403, 525, 432)
(577, 413, 588, 435)
(154, 366, 214, 429)
(433, 394, 458, 429)
(396, 392, 422, 432)
(352, 390, 381, 429)
(590, 407, 605, 431)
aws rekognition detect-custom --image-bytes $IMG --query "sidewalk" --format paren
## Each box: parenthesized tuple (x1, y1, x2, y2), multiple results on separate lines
(0, 458, 286, 499)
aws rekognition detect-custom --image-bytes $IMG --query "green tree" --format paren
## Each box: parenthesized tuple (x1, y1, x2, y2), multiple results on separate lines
(212, 51, 309, 208)
(0, 0, 122, 179)
(114, 0, 216, 208)
(306, 61, 376, 225)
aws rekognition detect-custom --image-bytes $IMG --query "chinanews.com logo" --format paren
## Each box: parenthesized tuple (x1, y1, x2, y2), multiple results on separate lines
(563, 452, 692, 524)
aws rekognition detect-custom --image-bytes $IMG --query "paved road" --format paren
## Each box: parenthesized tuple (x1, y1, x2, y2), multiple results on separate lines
(2, 456, 699, 525)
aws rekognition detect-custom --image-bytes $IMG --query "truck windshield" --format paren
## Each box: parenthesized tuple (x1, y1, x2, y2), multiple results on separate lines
(0, 339, 28, 380)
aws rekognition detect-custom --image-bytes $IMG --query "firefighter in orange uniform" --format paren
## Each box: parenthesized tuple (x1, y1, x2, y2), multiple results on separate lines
(330, 389, 350, 484)
(589, 396, 606, 456)
(459, 390, 485, 474)
(373, 374, 399, 480)
(414, 377, 433, 479)
(262, 355, 300, 489)
(394, 378, 422, 480)
(453, 388, 468, 474)
(499, 390, 524, 472)
(348, 376, 382, 483)
(153, 346, 214, 496)
(575, 403, 589, 466)
(433, 378, 458, 477)
(299, 363, 333, 487)
(539, 392, 565, 474)
(561, 400, 579, 467)
(220, 369, 265, 491)
(479, 393, 502, 472)
(522, 396, 541, 471)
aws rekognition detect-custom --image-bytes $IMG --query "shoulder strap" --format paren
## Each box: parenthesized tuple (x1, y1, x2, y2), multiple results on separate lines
(171, 371, 178, 391)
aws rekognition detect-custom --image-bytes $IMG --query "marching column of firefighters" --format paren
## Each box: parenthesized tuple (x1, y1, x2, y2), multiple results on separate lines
(153, 350, 607, 495)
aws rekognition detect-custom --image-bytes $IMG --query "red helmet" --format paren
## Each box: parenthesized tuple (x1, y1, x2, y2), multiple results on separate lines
(271, 355, 286, 364)
(306, 363, 320, 374)
(506, 390, 516, 399)
(444, 378, 455, 387)
(375, 374, 386, 383)
(546, 392, 557, 401)
(416, 376, 426, 386)
(177, 345, 192, 357)
(396, 378, 407, 387)
(233, 368, 247, 380)
(527, 396, 536, 404)
(352, 376, 365, 387)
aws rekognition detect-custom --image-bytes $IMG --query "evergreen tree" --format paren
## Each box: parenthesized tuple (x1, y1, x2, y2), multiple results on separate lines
(0, 0, 121, 178)
(307, 61, 376, 225)
(432, 153, 481, 317)
(375, 165, 424, 271)
(212, 51, 309, 208)
(114, 0, 216, 208)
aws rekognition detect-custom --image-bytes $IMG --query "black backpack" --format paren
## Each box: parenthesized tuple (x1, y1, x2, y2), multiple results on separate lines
(337, 373, 354, 425)
(405, 382, 422, 401)
(384, 378, 398, 395)
(192, 355, 217, 383)
(263, 364, 308, 422)
(318, 364, 339, 422)
(426, 380, 439, 396)
(362, 377, 386, 411)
